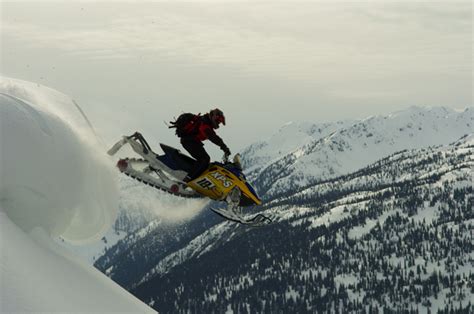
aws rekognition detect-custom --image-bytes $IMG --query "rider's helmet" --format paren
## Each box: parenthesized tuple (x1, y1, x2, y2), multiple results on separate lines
(209, 108, 226, 129)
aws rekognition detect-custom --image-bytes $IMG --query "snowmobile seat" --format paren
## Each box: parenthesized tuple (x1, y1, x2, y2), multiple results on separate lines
(157, 144, 197, 173)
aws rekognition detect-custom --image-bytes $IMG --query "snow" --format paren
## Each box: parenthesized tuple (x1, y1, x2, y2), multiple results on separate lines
(241, 120, 352, 175)
(348, 210, 393, 240)
(0, 212, 153, 313)
(138, 220, 239, 284)
(334, 274, 358, 289)
(0, 77, 118, 243)
(0, 77, 155, 312)
(410, 204, 438, 225)
(243, 105, 473, 197)
(56, 228, 129, 264)
(285, 285, 300, 302)
(308, 205, 350, 229)
(118, 175, 209, 223)
(348, 219, 378, 240)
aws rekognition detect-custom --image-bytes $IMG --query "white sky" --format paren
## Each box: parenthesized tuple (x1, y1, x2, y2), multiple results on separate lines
(1, 1, 472, 154)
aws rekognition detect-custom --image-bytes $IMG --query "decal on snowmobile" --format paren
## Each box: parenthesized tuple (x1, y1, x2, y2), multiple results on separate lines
(209, 171, 232, 188)
(108, 132, 271, 226)
(196, 177, 215, 189)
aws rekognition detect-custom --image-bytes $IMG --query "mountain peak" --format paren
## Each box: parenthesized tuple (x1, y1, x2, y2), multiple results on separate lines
(242, 105, 473, 198)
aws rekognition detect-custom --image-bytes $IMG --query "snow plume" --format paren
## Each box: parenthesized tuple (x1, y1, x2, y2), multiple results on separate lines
(0, 77, 118, 244)
(119, 176, 209, 223)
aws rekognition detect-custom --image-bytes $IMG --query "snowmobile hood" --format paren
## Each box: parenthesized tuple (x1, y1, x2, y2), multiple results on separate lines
(187, 163, 262, 207)
(213, 163, 262, 206)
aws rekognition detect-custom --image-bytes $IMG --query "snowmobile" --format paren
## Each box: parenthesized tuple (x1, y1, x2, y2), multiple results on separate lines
(107, 132, 271, 226)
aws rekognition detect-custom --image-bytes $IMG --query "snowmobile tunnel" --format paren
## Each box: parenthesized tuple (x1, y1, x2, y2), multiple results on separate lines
(158, 143, 197, 173)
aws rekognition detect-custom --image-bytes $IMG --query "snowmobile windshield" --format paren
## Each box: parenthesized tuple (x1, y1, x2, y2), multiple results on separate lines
(221, 164, 260, 202)
(223, 163, 246, 179)
(245, 182, 259, 200)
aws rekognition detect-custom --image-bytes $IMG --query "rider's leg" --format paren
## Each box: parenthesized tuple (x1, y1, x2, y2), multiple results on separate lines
(180, 138, 210, 182)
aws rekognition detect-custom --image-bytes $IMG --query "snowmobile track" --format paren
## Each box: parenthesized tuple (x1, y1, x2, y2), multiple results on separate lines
(120, 158, 203, 199)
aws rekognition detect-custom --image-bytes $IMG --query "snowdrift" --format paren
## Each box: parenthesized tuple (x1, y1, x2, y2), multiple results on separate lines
(0, 77, 154, 312)
(0, 211, 154, 313)
(0, 77, 117, 243)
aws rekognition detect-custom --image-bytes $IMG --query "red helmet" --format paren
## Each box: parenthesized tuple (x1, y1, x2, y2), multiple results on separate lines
(209, 108, 226, 129)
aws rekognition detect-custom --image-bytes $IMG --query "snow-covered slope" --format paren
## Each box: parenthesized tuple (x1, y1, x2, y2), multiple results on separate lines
(243, 106, 473, 198)
(0, 77, 155, 312)
(0, 212, 153, 313)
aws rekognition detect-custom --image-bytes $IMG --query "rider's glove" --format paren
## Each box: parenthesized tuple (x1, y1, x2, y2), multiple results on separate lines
(223, 147, 231, 160)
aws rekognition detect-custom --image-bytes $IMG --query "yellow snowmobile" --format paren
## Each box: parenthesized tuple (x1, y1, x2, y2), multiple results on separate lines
(108, 132, 271, 226)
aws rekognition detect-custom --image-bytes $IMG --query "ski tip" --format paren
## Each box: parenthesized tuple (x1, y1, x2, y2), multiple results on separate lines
(170, 184, 180, 193)
(117, 159, 128, 172)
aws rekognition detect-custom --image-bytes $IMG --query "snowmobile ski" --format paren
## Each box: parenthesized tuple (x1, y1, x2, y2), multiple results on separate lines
(210, 207, 272, 227)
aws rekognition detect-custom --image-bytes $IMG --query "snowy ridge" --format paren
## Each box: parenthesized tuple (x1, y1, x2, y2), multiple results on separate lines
(240, 120, 354, 174)
(244, 106, 473, 199)
(268, 135, 473, 223)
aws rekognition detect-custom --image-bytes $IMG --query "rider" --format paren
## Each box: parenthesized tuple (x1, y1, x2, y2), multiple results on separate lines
(169, 108, 231, 183)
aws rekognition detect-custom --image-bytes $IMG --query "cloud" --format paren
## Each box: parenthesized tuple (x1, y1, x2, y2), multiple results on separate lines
(118, 176, 210, 223)
(3, 6, 314, 78)
(2, 1, 471, 119)
(3, 2, 469, 77)
(354, 2, 471, 30)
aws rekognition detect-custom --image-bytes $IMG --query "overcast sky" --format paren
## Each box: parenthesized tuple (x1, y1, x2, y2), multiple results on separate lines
(1, 1, 472, 154)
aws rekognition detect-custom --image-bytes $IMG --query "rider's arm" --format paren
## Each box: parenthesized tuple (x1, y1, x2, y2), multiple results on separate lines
(205, 128, 230, 155)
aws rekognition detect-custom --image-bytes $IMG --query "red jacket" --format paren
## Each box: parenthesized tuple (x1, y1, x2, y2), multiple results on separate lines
(183, 114, 230, 154)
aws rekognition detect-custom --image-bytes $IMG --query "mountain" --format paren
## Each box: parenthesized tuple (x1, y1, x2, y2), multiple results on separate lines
(147, 136, 473, 312)
(94, 208, 221, 289)
(240, 120, 355, 175)
(97, 130, 473, 312)
(243, 106, 472, 199)
(93, 106, 472, 266)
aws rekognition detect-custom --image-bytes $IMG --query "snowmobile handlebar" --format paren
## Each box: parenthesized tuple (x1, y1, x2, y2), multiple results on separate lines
(221, 153, 243, 170)
(222, 153, 230, 164)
